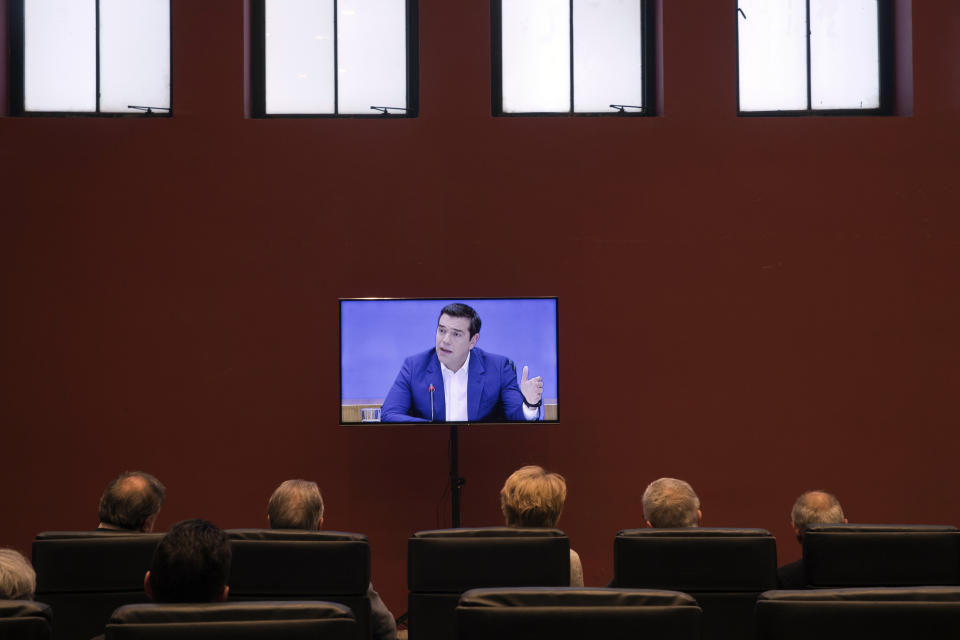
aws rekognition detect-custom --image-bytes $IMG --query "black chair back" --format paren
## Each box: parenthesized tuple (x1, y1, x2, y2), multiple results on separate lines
(803, 524, 960, 587)
(32, 531, 161, 640)
(0, 600, 53, 640)
(457, 587, 701, 640)
(613, 527, 777, 640)
(105, 600, 356, 640)
(756, 586, 960, 640)
(408, 527, 570, 640)
(226, 529, 371, 639)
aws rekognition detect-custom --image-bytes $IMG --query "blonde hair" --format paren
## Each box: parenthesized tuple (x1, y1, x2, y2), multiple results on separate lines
(500, 465, 567, 528)
(0, 548, 36, 600)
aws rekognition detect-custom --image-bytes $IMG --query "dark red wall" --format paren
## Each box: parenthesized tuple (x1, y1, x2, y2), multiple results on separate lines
(2, 0, 959, 615)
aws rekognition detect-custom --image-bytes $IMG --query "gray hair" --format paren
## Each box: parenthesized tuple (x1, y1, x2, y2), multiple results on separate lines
(268, 480, 324, 530)
(791, 490, 845, 534)
(642, 477, 700, 528)
(0, 548, 36, 600)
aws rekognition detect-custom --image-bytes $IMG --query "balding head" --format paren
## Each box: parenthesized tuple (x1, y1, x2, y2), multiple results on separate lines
(98, 471, 166, 532)
(791, 490, 846, 542)
(268, 480, 324, 530)
(642, 478, 701, 528)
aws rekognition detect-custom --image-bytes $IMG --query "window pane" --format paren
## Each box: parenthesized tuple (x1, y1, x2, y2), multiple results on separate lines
(501, 0, 570, 113)
(265, 0, 336, 114)
(737, 0, 807, 112)
(573, 0, 643, 113)
(24, 0, 96, 112)
(337, 0, 407, 114)
(810, 0, 879, 109)
(99, 0, 170, 113)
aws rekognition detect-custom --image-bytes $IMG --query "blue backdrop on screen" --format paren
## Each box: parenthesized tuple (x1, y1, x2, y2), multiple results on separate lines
(340, 299, 558, 402)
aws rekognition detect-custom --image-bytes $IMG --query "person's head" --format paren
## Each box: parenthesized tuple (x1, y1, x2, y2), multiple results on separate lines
(0, 549, 36, 600)
(642, 477, 702, 528)
(436, 303, 481, 372)
(98, 471, 166, 532)
(267, 479, 324, 530)
(791, 490, 846, 543)
(145, 519, 230, 603)
(500, 465, 567, 528)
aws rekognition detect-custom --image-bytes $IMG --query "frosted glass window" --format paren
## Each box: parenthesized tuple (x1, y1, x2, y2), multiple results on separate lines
(501, 0, 570, 113)
(265, 0, 336, 113)
(22, 0, 170, 114)
(24, 0, 96, 112)
(338, 0, 408, 114)
(499, 0, 648, 115)
(737, 0, 807, 112)
(100, 0, 171, 113)
(263, 0, 411, 116)
(810, 0, 880, 109)
(573, 0, 644, 113)
(738, 0, 884, 113)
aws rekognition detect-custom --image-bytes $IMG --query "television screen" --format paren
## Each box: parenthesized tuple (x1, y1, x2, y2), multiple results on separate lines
(340, 298, 558, 424)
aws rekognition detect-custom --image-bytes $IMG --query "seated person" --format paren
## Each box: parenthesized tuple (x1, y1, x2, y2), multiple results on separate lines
(642, 477, 702, 528)
(500, 465, 583, 587)
(98, 471, 166, 533)
(606, 476, 702, 587)
(380, 303, 543, 422)
(268, 480, 397, 640)
(144, 519, 230, 603)
(0, 548, 36, 600)
(778, 490, 847, 589)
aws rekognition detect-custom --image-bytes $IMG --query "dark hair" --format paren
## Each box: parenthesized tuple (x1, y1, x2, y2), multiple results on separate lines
(98, 471, 166, 531)
(438, 303, 481, 337)
(268, 479, 324, 530)
(149, 519, 231, 603)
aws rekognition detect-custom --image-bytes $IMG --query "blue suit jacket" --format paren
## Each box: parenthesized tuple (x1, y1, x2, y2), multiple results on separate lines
(380, 347, 536, 422)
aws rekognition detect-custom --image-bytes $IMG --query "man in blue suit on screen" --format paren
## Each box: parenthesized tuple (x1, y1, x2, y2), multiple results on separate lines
(380, 303, 543, 422)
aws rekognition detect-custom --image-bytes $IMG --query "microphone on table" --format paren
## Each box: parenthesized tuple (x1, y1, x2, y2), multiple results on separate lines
(428, 384, 435, 421)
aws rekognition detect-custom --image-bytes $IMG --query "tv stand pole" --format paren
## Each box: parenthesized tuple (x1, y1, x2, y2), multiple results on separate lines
(450, 425, 465, 527)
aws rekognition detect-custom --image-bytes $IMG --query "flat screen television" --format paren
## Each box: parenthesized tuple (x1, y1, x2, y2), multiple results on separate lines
(340, 298, 558, 424)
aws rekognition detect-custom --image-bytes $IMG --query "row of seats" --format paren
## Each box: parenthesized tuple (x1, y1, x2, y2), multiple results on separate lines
(3, 523, 960, 640)
(27, 529, 372, 640)
(412, 524, 960, 640)
(7, 586, 960, 640)
(0, 599, 358, 640)
(456, 586, 960, 640)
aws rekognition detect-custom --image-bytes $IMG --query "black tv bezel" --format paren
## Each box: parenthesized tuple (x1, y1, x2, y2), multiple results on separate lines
(338, 296, 560, 426)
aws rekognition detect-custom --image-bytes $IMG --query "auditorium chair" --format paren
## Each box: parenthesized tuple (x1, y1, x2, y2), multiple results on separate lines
(0, 600, 53, 640)
(103, 600, 356, 640)
(32, 531, 161, 640)
(613, 527, 777, 640)
(225, 529, 373, 640)
(755, 586, 960, 640)
(407, 527, 570, 640)
(801, 523, 960, 587)
(456, 587, 702, 640)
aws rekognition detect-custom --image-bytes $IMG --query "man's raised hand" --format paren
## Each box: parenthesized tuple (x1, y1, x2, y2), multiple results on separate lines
(520, 365, 543, 405)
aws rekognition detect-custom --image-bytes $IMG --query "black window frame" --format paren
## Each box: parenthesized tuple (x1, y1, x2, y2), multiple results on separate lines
(736, 0, 894, 117)
(491, 0, 656, 118)
(250, 0, 419, 119)
(7, 0, 173, 117)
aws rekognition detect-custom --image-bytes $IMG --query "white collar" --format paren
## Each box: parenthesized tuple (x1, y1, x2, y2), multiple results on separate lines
(440, 351, 471, 377)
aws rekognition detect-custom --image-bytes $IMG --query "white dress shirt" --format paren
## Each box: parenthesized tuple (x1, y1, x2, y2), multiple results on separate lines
(441, 353, 471, 422)
(440, 352, 539, 421)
